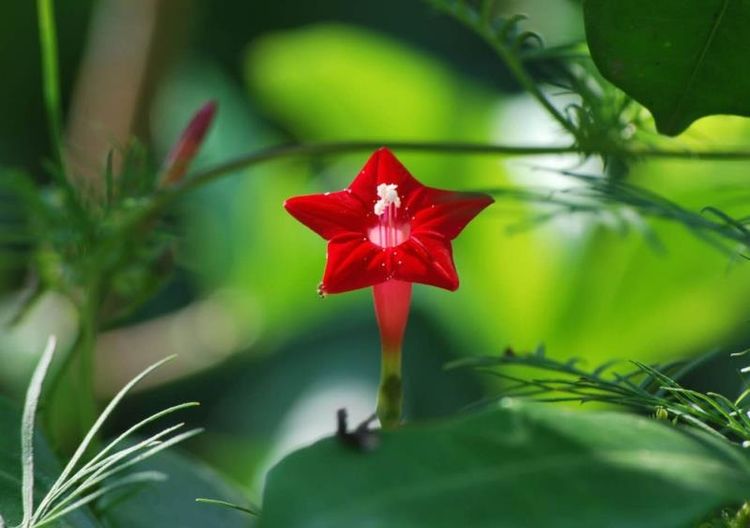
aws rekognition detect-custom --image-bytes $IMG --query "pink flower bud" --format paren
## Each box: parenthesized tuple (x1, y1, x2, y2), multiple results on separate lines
(160, 101, 217, 187)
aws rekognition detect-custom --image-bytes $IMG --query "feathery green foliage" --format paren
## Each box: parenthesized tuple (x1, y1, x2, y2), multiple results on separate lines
(487, 169, 750, 256)
(448, 346, 750, 444)
(0, 337, 201, 528)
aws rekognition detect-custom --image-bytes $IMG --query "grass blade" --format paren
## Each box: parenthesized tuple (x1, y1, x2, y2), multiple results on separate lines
(87, 428, 203, 486)
(87, 402, 199, 470)
(47, 426, 202, 521)
(37, 472, 166, 528)
(736, 388, 750, 407)
(32, 355, 177, 524)
(71, 423, 186, 498)
(43, 403, 199, 507)
(21, 336, 57, 528)
(44, 422, 187, 511)
(196, 498, 260, 516)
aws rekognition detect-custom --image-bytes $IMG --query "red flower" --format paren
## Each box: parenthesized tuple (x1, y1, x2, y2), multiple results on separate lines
(284, 147, 493, 294)
(285, 147, 493, 427)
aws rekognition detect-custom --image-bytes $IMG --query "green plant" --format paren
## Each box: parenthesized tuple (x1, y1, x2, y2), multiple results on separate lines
(6, 0, 750, 526)
(448, 346, 750, 444)
(0, 337, 200, 528)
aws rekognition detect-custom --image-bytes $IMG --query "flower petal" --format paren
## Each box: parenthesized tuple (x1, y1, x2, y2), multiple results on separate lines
(348, 147, 423, 207)
(408, 188, 494, 240)
(284, 190, 369, 240)
(321, 234, 389, 294)
(391, 232, 459, 291)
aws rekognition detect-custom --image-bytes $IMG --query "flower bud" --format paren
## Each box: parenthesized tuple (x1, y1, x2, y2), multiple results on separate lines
(159, 101, 217, 187)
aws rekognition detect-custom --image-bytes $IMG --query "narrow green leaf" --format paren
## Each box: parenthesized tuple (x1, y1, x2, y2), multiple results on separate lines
(196, 498, 260, 517)
(20, 336, 57, 528)
(83, 402, 199, 475)
(36, 472, 167, 528)
(0, 397, 101, 528)
(43, 423, 193, 517)
(98, 448, 251, 528)
(44, 402, 199, 507)
(736, 388, 750, 408)
(33, 356, 177, 524)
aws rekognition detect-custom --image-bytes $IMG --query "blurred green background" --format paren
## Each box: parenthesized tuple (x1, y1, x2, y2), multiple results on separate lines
(2, 0, 750, 504)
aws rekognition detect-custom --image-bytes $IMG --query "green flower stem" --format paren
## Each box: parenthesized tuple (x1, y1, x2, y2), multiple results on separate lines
(377, 345, 403, 430)
(372, 280, 411, 430)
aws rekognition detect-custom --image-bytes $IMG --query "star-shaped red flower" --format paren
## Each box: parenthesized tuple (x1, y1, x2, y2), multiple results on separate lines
(284, 147, 493, 294)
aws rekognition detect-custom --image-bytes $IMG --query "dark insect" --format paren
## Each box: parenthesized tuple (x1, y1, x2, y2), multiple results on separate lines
(336, 408, 380, 452)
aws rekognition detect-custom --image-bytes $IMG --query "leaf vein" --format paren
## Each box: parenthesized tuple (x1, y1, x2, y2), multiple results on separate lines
(665, 0, 731, 131)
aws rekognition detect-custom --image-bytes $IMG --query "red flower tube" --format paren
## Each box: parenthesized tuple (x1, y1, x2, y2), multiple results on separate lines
(285, 148, 493, 428)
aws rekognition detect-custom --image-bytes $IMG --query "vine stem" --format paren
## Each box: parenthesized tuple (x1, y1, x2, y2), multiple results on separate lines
(179, 141, 577, 195)
(441, 2, 580, 140)
(131, 141, 573, 225)
(134, 139, 750, 225)
(483, 33, 580, 140)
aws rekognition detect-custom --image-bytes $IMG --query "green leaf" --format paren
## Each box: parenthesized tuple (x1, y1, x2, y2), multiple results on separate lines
(584, 0, 750, 135)
(98, 447, 252, 528)
(260, 401, 750, 528)
(0, 397, 100, 528)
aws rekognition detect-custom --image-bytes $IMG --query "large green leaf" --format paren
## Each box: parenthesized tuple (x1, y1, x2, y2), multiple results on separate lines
(260, 401, 750, 528)
(98, 447, 252, 528)
(0, 397, 99, 528)
(584, 0, 750, 135)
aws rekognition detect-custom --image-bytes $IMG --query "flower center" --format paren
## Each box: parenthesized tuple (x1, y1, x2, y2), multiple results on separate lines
(374, 183, 401, 215)
(368, 183, 410, 248)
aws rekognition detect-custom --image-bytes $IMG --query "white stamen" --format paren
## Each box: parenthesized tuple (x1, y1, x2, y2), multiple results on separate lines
(374, 183, 401, 216)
